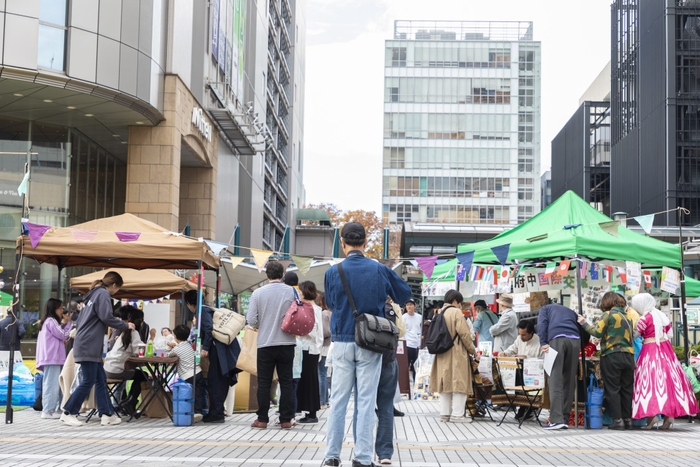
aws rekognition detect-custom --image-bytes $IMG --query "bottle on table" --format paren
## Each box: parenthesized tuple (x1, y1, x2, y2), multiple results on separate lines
(146, 339, 154, 357)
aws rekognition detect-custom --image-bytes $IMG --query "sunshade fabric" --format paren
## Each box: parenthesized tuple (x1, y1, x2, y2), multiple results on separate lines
(70, 268, 197, 300)
(17, 213, 220, 270)
(456, 191, 681, 268)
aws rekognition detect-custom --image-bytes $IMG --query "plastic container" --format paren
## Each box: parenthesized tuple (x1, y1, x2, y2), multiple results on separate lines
(172, 380, 194, 426)
(585, 374, 604, 429)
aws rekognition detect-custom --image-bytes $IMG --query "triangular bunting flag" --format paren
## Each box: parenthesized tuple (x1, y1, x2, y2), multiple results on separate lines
(278, 260, 293, 271)
(490, 244, 510, 266)
(558, 260, 571, 275)
(227, 257, 245, 269)
(415, 256, 438, 281)
(115, 231, 141, 242)
(17, 171, 30, 196)
(204, 240, 229, 255)
(25, 222, 51, 249)
(251, 248, 273, 273)
(291, 255, 313, 276)
(599, 221, 619, 237)
(634, 214, 655, 235)
(455, 251, 475, 275)
(543, 262, 557, 278)
(71, 229, 98, 242)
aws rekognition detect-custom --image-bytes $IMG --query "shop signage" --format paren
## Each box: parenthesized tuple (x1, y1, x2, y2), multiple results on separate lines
(191, 108, 212, 142)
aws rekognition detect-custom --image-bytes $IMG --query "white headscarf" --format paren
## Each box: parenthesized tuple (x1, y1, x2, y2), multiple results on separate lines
(630, 293, 670, 344)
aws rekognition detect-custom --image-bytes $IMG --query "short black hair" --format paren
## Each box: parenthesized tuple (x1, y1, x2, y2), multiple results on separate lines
(283, 271, 299, 286)
(185, 290, 199, 305)
(173, 324, 190, 341)
(517, 319, 535, 334)
(444, 290, 463, 305)
(266, 260, 284, 280)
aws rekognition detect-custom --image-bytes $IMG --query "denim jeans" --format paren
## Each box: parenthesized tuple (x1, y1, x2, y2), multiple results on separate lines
(318, 356, 329, 406)
(41, 364, 63, 414)
(352, 360, 397, 460)
(63, 361, 114, 417)
(324, 342, 382, 465)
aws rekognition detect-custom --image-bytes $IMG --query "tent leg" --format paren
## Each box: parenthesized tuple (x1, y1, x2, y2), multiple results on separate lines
(5, 250, 22, 424)
(56, 265, 63, 301)
(575, 257, 587, 429)
(181, 291, 186, 325)
(193, 260, 204, 424)
(215, 269, 221, 308)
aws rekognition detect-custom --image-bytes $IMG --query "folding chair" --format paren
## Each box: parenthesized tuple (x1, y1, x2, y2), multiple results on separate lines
(495, 357, 543, 428)
(467, 379, 495, 421)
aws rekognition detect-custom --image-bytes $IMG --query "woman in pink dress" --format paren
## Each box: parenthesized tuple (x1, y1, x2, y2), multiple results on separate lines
(630, 294, 698, 429)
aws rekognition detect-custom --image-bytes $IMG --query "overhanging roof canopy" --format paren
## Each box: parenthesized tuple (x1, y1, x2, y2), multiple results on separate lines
(208, 108, 259, 156)
(70, 268, 197, 300)
(295, 209, 331, 223)
(18, 213, 221, 270)
(457, 191, 682, 268)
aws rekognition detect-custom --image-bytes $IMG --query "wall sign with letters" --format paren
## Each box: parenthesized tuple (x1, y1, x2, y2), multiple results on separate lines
(191, 108, 212, 142)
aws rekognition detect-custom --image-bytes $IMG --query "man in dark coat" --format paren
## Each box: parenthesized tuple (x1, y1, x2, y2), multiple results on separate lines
(185, 290, 241, 423)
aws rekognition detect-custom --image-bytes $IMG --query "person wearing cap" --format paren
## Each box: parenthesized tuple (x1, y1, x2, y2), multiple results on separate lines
(323, 222, 412, 467)
(403, 298, 422, 383)
(489, 294, 518, 352)
(472, 300, 497, 345)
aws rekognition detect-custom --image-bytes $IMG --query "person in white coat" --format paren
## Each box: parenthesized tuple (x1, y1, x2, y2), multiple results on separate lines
(489, 294, 518, 353)
(297, 281, 324, 423)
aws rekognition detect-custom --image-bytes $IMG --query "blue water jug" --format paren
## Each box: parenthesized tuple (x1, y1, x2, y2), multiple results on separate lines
(585, 374, 604, 429)
(172, 380, 194, 426)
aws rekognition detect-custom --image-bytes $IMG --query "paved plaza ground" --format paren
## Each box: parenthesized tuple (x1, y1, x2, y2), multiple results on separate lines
(1, 400, 700, 466)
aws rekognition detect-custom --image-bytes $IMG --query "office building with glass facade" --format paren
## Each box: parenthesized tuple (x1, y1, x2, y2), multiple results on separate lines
(0, 1, 306, 313)
(382, 20, 541, 226)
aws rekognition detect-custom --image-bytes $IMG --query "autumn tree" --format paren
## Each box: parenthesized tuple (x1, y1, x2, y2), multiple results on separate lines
(305, 203, 401, 259)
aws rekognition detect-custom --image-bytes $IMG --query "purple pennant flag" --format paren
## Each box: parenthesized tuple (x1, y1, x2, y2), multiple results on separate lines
(25, 222, 52, 249)
(115, 232, 141, 242)
(455, 251, 475, 278)
(491, 244, 510, 266)
(415, 255, 438, 281)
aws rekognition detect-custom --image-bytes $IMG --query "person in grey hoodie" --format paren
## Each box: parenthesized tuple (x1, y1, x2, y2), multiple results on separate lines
(61, 271, 134, 427)
(489, 294, 518, 353)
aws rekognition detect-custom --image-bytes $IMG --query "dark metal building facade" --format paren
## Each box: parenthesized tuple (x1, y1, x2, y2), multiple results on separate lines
(611, 0, 700, 226)
(551, 101, 611, 215)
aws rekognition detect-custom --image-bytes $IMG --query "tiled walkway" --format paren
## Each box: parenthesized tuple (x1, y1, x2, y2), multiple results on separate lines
(1, 400, 699, 466)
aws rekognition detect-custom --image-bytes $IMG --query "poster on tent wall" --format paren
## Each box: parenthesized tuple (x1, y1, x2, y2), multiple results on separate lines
(661, 267, 680, 294)
(569, 286, 612, 323)
(422, 281, 456, 298)
(626, 262, 642, 295)
(238, 292, 252, 316)
(513, 293, 530, 313)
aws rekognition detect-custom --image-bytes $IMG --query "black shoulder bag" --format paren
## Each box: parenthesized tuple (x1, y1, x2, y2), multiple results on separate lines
(337, 262, 399, 353)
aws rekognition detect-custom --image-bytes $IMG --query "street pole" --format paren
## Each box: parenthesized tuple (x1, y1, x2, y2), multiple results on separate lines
(679, 208, 690, 365)
(575, 256, 587, 428)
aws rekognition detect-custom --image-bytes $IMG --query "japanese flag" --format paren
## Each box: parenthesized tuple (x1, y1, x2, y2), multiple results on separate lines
(558, 260, 571, 275)
(500, 267, 511, 280)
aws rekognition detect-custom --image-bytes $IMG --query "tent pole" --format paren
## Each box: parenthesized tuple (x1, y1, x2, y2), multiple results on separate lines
(575, 256, 588, 429)
(679, 209, 690, 365)
(56, 265, 63, 301)
(215, 269, 221, 308)
(181, 290, 186, 325)
(194, 260, 204, 424)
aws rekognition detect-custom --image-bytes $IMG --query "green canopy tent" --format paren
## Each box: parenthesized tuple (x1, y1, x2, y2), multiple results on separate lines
(683, 277, 700, 299)
(457, 191, 681, 268)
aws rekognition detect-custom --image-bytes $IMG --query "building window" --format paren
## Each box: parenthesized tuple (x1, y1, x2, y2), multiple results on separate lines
(38, 0, 68, 72)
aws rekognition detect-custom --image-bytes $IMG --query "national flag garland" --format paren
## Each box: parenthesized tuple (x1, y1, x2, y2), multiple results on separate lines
(558, 260, 571, 275)
(543, 262, 557, 278)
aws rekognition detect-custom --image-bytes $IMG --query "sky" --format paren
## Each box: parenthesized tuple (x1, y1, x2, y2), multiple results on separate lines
(302, 0, 612, 215)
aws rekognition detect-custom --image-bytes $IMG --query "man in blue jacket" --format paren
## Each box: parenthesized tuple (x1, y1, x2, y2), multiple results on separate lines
(323, 222, 412, 467)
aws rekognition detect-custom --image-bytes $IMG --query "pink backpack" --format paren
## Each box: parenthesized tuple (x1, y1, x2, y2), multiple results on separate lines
(281, 289, 315, 336)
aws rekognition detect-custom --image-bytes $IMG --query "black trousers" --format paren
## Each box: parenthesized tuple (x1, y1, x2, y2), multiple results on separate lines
(207, 345, 231, 420)
(600, 352, 635, 420)
(407, 346, 418, 380)
(256, 345, 295, 423)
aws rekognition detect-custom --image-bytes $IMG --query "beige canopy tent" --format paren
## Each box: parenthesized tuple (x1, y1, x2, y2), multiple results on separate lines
(17, 213, 220, 270)
(70, 268, 197, 300)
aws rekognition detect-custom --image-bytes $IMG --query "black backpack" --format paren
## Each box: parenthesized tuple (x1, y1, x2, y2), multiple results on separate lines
(425, 307, 459, 355)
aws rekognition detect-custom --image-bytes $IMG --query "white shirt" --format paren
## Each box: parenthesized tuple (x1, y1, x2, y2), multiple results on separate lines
(104, 330, 142, 374)
(403, 312, 423, 349)
(501, 333, 542, 358)
(298, 303, 323, 355)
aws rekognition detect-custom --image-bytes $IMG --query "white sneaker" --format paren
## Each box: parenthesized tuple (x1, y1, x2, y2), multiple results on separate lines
(101, 414, 122, 426)
(41, 412, 61, 419)
(193, 414, 203, 423)
(448, 416, 472, 423)
(60, 412, 85, 427)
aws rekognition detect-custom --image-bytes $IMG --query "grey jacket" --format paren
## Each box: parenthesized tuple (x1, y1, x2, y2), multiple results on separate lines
(489, 308, 518, 352)
(73, 286, 129, 363)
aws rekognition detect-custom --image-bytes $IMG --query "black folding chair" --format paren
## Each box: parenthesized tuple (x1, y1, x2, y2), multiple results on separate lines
(494, 357, 543, 428)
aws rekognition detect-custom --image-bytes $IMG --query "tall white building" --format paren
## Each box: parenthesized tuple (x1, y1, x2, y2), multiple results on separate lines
(382, 21, 541, 225)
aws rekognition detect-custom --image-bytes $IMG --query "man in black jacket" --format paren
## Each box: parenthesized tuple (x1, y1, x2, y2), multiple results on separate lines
(0, 312, 25, 351)
(185, 290, 241, 423)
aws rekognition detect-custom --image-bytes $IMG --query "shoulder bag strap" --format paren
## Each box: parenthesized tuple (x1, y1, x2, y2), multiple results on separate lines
(337, 263, 359, 318)
(486, 311, 496, 325)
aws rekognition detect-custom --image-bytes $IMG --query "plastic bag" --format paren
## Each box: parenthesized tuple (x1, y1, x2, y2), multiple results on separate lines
(633, 336, 643, 362)
(70, 364, 83, 394)
(682, 363, 700, 394)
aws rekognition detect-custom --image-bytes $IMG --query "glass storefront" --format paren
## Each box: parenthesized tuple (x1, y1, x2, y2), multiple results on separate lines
(0, 118, 126, 332)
